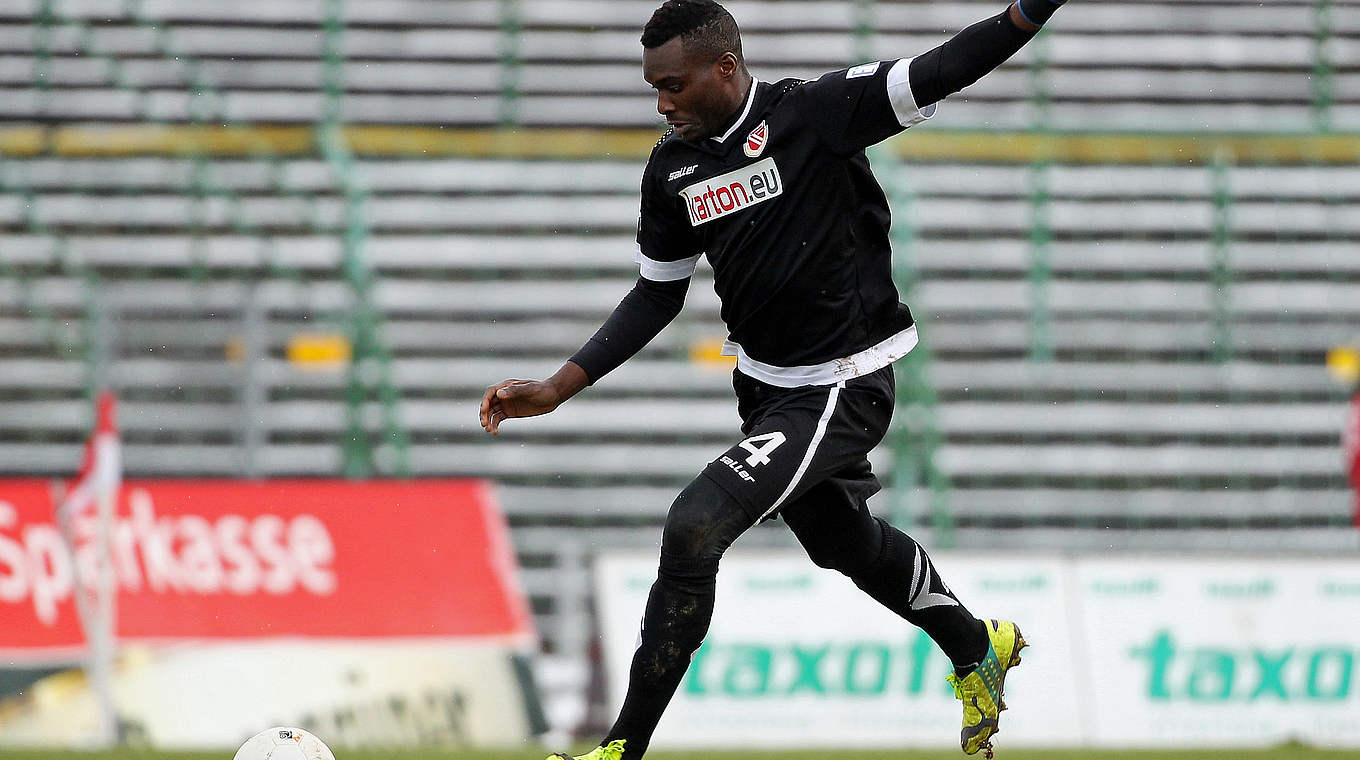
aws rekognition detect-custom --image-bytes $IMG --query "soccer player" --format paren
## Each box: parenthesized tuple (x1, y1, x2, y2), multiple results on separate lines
(480, 0, 1069, 756)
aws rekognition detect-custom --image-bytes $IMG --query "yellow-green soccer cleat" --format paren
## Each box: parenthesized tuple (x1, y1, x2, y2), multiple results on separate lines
(945, 619, 1027, 758)
(547, 739, 626, 760)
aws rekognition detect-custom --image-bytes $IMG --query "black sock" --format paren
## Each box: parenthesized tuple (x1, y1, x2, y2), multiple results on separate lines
(602, 553, 717, 759)
(850, 519, 989, 670)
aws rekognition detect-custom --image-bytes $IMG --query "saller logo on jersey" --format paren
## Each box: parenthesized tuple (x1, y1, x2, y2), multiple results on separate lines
(679, 157, 783, 227)
(667, 164, 699, 182)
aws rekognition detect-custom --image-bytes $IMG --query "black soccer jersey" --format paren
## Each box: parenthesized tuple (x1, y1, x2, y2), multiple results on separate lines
(636, 57, 935, 387)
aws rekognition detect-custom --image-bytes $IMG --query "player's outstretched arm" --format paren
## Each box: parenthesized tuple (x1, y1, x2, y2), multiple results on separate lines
(908, 0, 1068, 109)
(480, 361, 589, 435)
(479, 275, 688, 435)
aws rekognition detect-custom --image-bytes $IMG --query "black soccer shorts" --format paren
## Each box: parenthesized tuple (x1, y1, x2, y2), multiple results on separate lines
(700, 365, 895, 523)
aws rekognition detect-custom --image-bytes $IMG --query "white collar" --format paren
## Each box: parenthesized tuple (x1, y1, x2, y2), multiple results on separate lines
(710, 77, 759, 143)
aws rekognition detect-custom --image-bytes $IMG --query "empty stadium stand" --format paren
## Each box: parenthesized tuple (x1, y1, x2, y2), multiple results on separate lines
(3, 2, 1360, 725)
(2, 0, 1358, 129)
(3, 157, 1355, 513)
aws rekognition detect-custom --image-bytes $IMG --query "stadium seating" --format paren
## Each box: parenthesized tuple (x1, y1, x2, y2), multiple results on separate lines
(2, 155, 1354, 490)
(3, 0, 1360, 677)
(2, 0, 1357, 129)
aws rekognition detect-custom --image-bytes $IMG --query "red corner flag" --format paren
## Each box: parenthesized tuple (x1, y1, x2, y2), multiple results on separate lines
(53, 390, 124, 747)
(56, 390, 122, 529)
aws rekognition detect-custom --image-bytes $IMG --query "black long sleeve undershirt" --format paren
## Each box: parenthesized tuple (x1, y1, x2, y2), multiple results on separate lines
(908, 10, 1037, 109)
(569, 276, 689, 384)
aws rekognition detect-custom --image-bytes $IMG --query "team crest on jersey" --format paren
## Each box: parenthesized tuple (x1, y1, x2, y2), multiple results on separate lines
(744, 120, 769, 157)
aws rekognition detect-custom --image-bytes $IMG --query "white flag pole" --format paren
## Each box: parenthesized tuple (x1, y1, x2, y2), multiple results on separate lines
(89, 478, 119, 746)
(55, 391, 122, 747)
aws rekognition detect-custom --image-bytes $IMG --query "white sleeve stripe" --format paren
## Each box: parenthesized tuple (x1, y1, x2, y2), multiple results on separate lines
(636, 250, 701, 282)
(886, 57, 938, 128)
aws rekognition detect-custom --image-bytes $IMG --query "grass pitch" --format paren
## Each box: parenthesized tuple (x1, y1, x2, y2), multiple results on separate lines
(2, 747, 1357, 760)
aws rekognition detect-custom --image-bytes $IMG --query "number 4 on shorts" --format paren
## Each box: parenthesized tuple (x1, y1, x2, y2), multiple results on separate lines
(737, 431, 786, 467)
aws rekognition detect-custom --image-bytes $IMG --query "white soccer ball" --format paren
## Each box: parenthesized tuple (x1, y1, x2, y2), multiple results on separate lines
(233, 726, 336, 760)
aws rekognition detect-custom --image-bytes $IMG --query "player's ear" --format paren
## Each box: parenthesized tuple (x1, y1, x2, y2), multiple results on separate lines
(716, 51, 740, 79)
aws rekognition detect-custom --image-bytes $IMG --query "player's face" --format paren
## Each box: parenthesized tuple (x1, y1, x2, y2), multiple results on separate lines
(643, 37, 742, 142)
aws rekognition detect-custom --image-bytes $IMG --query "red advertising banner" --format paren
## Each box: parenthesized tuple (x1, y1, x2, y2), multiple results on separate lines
(0, 480, 533, 657)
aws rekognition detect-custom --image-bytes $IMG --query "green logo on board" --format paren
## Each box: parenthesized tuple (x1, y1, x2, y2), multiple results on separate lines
(1204, 578, 1275, 598)
(1090, 577, 1160, 595)
(1321, 580, 1360, 598)
(1130, 630, 1356, 702)
(980, 574, 1049, 593)
(744, 575, 812, 592)
(684, 630, 954, 699)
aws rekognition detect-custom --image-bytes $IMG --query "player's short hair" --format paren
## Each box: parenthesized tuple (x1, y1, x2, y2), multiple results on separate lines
(642, 0, 744, 65)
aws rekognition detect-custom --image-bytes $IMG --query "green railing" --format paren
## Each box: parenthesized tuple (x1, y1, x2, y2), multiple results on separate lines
(856, 0, 955, 543)
(321, 0, 411, 478)
(498, 0, 524, 126)
(1312, 0, 1335, 132)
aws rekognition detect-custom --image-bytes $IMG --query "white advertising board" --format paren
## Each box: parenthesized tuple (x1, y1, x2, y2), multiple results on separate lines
(595, 551, 1078, 749)
(1075, 557, 1360, 747)
(595, 551, 1360, 749)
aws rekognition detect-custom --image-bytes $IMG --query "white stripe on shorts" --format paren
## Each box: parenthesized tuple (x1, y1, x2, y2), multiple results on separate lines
(759, 381, 843, 521)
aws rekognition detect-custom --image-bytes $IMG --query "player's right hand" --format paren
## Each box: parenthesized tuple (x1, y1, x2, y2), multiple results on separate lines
(479, 379, 562, 435)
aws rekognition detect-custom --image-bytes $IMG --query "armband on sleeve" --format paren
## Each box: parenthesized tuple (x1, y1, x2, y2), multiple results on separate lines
(637, 248, 702, 282)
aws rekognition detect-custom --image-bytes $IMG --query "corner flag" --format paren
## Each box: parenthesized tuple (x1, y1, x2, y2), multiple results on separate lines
(56, 390, 122, 530)
(54, 389, 123, 746)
